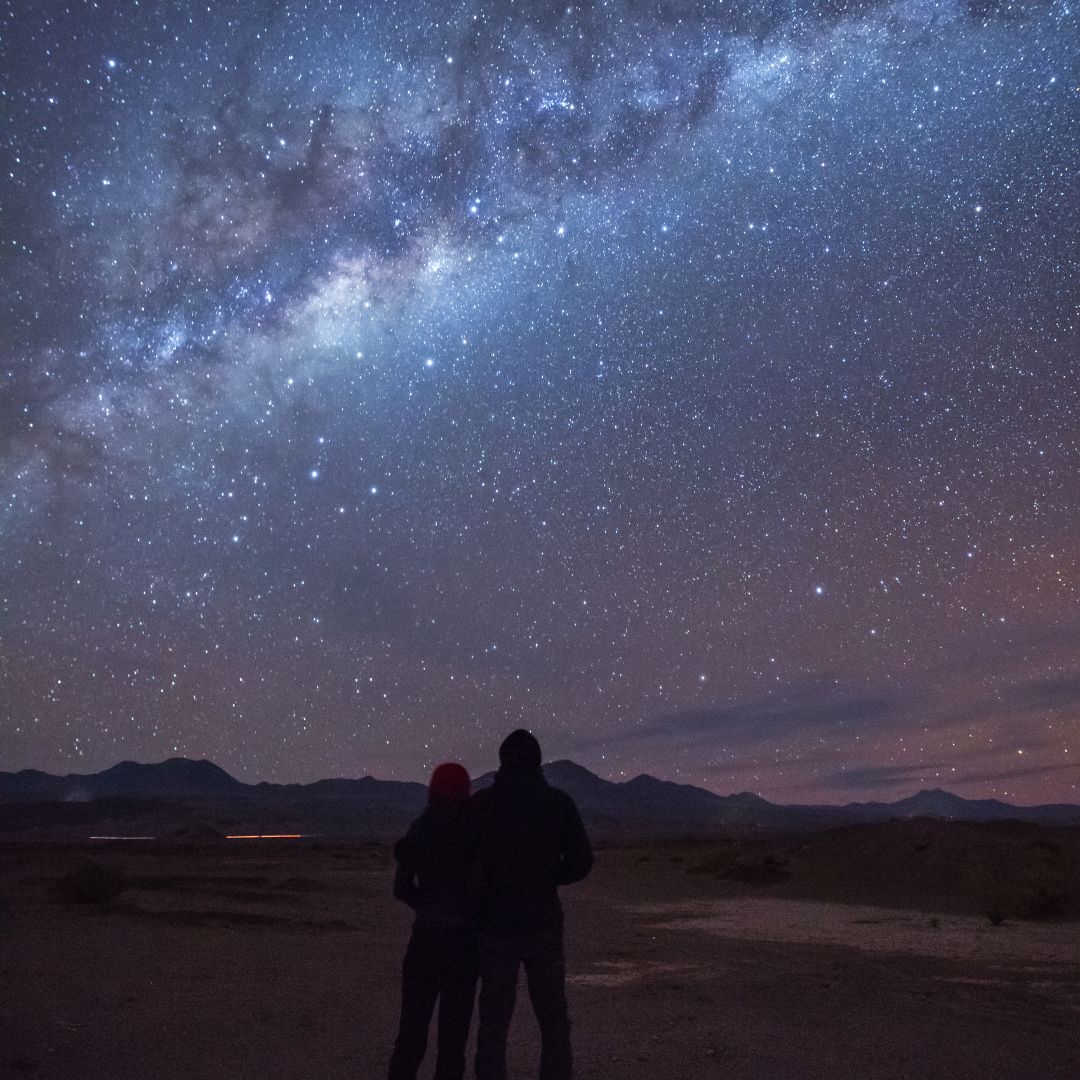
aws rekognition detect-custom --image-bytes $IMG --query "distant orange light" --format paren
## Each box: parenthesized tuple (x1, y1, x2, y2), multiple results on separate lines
(225, 833, 304, 839)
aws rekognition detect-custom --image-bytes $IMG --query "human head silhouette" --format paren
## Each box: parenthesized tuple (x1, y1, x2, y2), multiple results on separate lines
(428, 761, 470, 805)
(498, 729, 542, 774)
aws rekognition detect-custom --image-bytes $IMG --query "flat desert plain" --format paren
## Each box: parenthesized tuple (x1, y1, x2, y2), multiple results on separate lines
(2, 831, 1079, 1079)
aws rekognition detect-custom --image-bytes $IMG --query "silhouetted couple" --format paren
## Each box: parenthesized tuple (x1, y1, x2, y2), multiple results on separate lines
(387, 729, 593, 1080)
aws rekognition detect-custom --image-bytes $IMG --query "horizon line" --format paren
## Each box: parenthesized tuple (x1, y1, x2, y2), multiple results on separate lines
(2, 754, 1078, 811)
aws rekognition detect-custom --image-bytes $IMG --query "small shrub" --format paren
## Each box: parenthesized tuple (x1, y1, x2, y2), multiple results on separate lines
(972, 838, 1074, 923)
(687, 848, 740, 875)
(1020, 884, 1072, 920)
(126, 873, 198, 891)
(276, 876, 334, 892)
(722, 854, 791, 885)
(53, 862, 127, 904)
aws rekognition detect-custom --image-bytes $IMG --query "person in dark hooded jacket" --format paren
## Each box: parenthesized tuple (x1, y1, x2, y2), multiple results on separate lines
(469, 729, 593, 1080)
(388, 762, 478, 1080)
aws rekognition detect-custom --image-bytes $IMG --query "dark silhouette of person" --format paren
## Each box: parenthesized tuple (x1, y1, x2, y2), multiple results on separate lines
(469, 729, 593, 1080)
(388, 762, 478, 1080)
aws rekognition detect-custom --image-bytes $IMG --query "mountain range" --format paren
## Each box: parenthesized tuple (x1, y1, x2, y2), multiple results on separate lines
(1, 757, 1078, 839)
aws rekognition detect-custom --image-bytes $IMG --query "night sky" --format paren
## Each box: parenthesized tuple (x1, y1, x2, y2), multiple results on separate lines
(2, 0, 1078, 803)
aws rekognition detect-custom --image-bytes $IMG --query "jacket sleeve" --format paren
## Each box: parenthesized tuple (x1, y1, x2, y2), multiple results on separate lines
(392, 827, 422, 908)
(555, 796, 593, 885)
(462, 799, 486, 917)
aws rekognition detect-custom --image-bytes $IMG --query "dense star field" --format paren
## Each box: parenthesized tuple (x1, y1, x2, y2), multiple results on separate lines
(1, 0, 1077, 802)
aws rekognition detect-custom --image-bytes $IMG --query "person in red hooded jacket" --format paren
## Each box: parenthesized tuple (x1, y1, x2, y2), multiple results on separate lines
(388, 762, 477, 1080)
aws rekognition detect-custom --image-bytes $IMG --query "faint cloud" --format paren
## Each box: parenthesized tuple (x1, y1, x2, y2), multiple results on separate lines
(822, 762, 955, 792)
(1001, 671, 1080, 713)
(656, 682, 907, 742)
(947, 761, 1080, 787)
(581, 679, 915, 755)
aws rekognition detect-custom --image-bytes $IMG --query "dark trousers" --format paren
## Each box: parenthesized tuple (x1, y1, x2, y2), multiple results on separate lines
(388, 926, 478, 1080)
(474, 929, 572, 1080)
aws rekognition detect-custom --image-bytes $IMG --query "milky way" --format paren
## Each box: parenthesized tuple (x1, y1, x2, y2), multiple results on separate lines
(1, 0, 1078, 801)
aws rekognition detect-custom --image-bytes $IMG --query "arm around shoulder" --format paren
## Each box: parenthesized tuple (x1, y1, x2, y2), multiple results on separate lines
(391, 822, 422, 908)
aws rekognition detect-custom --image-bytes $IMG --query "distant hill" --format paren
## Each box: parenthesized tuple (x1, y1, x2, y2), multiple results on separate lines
(1, 758, 1078, 839)
(0, 758, 243, 802)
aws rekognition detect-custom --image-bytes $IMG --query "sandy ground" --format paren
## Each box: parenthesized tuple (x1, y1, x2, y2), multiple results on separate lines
(2, 840, 1078, 1079)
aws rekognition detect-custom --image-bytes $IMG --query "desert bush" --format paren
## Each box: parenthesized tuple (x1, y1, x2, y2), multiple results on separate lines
(53, 862, 127, 903)
(722, 853, 792, 885)
(126, 873, 208, 891)
(276, 876, 336, 892)
(971, 835, 1074, 922)
(1017, 880, 1072, 920)
(1026, 839, 1062, 855)
(686, 852, 737, 875)
(686, 841, 742, 875)
(690, 848, 791, 884)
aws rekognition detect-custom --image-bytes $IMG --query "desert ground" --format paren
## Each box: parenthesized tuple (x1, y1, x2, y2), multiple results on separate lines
(2, 827, 1079, 1079)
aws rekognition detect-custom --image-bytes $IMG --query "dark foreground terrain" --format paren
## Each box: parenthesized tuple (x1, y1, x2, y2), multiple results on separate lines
(2, 825, 1079, 1079)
